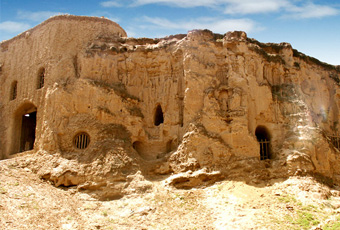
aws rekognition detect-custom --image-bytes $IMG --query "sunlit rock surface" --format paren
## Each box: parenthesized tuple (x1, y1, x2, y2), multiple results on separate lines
(1, 15, 340, 198)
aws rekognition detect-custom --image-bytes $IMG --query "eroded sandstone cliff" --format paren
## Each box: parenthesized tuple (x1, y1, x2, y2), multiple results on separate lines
(1, 16, 340, 199)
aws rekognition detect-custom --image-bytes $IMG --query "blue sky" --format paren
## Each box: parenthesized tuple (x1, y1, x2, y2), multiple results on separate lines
(0, 0, 339, 65)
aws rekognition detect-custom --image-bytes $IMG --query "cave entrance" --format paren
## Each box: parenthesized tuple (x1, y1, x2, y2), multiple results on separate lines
(154, 104, 164, 126)
(20, 111, 37, 152)
(255, 126, 271, 160)
(10, 103, 37, 154)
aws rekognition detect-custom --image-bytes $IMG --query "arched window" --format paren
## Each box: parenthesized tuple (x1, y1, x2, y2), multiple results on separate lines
(154, 104, 164, 126)
(10, 81, 17, 101)
(255, 126, 271, 160)
(37, 68, 45, 89)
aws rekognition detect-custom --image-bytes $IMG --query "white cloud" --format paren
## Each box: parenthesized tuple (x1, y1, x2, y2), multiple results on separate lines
(102, 0, 286, 12)
(100, 0, 339, 19)
(100, 0, 220, 8)
(223, 0, 288, 15)
(17, 10, 66, 22)
(132, 0, 220, 8)
(0, 21, 31, 33)
(100, 1, 123, 7)
(141, 16, 260, 34)
(285, 3, 339, 19)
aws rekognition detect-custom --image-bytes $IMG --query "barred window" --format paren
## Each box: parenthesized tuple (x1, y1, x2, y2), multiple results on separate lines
(73, 132, 90, 149)
(255, 126, 271, 160)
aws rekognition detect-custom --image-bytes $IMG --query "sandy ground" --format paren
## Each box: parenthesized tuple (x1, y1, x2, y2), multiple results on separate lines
(1, 156, 340, 230)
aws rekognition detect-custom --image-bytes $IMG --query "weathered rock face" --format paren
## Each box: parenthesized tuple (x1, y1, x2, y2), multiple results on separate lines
(1, 15, 340, 198)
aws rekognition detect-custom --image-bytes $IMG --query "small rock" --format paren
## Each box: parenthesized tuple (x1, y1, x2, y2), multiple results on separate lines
(332, 202, 340, 209)
(136, 206, 154, 216)
(310, 227, 322, 230)
(286, 205, 294, 211)
(61, 223, 73, 230)
(330, 190, 340, 197)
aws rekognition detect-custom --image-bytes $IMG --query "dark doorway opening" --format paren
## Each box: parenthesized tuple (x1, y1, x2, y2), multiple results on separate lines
(154, 104, 164, 126)
(20, 111, 36, 152)
(255, 126, 271, 160)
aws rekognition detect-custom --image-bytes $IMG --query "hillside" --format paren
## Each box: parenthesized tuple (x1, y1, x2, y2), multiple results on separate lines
(1, 16, 340, 229)
(1, 154, 340, 230)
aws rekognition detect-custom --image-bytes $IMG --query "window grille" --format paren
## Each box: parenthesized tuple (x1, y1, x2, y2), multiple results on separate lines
(255, 126, 271, 160)
(259, 139, 270, 160)
(74, 132, 90, 149)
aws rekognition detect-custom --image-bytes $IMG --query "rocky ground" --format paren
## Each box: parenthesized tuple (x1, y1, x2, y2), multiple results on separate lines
(1, 155, 340, 230)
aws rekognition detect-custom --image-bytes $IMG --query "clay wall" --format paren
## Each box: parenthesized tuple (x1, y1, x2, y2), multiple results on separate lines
(0, 15, 126, 158)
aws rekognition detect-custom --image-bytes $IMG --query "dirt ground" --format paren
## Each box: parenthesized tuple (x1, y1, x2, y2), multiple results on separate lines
(1, 156, 340, 230)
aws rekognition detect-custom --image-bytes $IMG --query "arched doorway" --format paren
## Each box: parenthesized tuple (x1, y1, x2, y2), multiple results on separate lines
(255, 126, 271, 160)
(11, 103, 37, 154)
